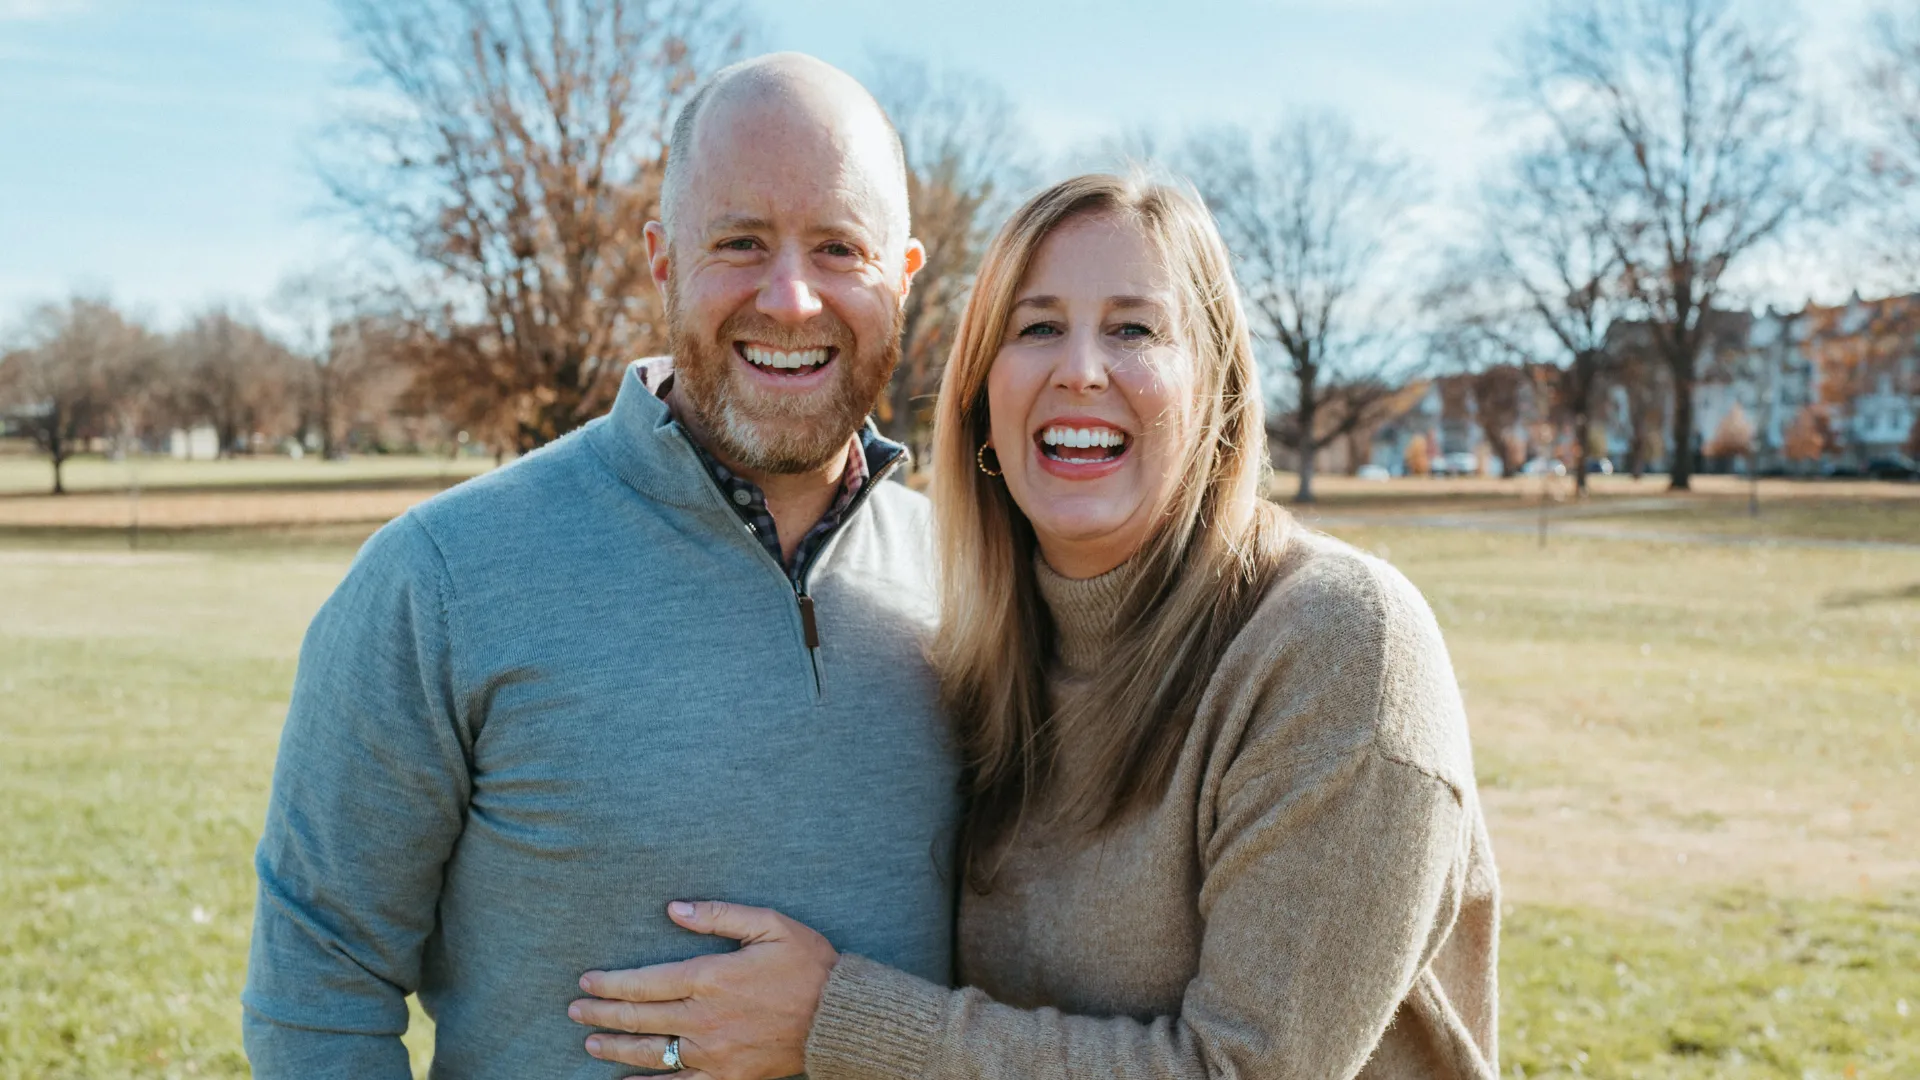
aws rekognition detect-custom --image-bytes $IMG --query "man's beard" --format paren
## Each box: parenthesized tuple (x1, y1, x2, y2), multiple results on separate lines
(666, 277, 902, 475)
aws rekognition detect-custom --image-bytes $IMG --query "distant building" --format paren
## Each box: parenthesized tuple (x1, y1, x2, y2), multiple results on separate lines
(1598, 294, 1918, 474)
(168, 425, 221, 460)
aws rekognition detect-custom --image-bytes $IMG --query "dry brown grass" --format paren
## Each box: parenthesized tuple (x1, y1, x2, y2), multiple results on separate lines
(1341, 524, 1920, 914)
(0, 488, 444, 530)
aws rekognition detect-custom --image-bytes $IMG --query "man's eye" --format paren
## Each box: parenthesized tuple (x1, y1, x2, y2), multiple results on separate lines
(821, 241, 859, 258)
(718, 238, 760, 252)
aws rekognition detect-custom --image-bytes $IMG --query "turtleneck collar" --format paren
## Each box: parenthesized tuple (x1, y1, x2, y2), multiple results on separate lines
(1034, 554, 1142, 675)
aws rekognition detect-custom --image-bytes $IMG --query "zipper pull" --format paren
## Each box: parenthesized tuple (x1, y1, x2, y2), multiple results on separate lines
(797, 594, 821, 649)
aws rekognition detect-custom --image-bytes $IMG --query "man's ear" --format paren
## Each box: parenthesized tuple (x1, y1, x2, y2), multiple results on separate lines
(898, 238, 927, 304)
(644, 221, 672, 301)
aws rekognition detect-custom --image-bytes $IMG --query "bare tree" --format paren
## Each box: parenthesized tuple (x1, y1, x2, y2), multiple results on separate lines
(1184, 112, 1423, 503)
(1468, 363, 1528, 476)
(1433, 138, 1640, 495)
(168, 307, 305, 456)
(1609, 337, 1669, 477)
(272, 272, 402, 459)
(867, 56, 1031, 461)
(1517, 0, 1830, 490)
(322, 0, 745, 453)
(0, 297, 148, 494)
(1860, 5, 1920, 282)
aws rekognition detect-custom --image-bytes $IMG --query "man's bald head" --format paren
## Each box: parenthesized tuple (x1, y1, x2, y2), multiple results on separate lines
(660, 53, 910, 245)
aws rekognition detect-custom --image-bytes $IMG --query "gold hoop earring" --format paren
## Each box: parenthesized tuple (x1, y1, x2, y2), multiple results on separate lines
(976, 443, 1003, 478)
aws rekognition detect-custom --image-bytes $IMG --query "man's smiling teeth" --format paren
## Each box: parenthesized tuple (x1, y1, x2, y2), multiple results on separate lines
(742, 345, 830, 370)
(1041, 426, 1127, 450)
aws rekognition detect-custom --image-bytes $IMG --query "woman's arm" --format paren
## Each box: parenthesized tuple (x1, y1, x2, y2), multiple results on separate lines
(570, 749, 1473, 1080)
(803, 748, 1473, 1080)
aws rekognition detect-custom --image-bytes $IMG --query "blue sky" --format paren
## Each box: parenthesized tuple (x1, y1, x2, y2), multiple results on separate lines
(0, 0, 1879, 329)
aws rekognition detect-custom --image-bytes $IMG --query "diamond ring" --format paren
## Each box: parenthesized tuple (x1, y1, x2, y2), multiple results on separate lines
(661, 1035, 683, 1071)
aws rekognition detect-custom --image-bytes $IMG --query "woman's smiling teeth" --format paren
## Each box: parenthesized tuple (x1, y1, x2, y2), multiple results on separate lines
(1039, 425, 1129, 462)
(740, 344, 832, 372)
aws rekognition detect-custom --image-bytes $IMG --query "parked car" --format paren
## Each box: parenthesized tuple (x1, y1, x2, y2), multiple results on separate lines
(1866, 455, 1919, 481)
(1433, 452, 1480, 478)
(1356, 463, 1392, 481)
(1520, 458, 1568, 477)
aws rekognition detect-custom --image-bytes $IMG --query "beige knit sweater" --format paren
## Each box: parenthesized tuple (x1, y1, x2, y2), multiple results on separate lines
(804, 529, 1500, 1080)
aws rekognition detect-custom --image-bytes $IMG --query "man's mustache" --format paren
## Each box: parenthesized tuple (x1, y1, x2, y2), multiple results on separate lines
(714, 310, 856, 354)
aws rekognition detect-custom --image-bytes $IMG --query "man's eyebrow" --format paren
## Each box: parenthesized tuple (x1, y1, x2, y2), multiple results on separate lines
(703, 214, 774, 234)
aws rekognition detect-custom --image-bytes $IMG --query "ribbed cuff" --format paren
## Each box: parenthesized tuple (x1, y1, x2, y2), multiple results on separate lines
(804, 954, 947, 1080)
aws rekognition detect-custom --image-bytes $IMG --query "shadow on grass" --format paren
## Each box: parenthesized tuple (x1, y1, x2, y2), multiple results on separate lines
(1822, 582, 1920, 609)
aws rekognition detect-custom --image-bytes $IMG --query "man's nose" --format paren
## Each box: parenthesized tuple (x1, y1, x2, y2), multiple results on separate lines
(757, 247, 824, 325)
(1054, 329, 1110, 394)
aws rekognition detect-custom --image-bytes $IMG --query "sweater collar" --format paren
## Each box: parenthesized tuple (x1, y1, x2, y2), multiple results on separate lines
(1034, 554, 1141, 675)
(585, 360, 906, 512)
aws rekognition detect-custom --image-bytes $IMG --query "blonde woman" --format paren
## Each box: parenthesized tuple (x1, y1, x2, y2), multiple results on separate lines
(566, 174, 1500, 1080)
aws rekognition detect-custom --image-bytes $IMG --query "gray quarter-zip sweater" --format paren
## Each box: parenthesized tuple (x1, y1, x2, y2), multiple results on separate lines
(243, 364, 961, 1078)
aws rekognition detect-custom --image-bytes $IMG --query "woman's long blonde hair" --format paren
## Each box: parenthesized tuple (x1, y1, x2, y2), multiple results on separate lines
(930, 173, 1294, 886)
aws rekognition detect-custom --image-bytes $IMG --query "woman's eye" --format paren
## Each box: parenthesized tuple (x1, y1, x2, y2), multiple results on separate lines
(1114, 322, 1155, 339)
(1017, 321, 1061, 338)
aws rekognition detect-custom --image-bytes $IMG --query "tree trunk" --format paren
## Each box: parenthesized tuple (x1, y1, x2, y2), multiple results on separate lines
(1294, 392, 1318, 504)
(47, 416, 67, 496)
(1668, 362, 1697, 491)
(317, 360, 336, 460)
(1573, 409, 1591, 498)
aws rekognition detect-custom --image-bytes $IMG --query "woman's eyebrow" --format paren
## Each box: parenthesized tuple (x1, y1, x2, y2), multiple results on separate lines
(1011, 295, 1061, 311)
(1107, 295, 1164, 311)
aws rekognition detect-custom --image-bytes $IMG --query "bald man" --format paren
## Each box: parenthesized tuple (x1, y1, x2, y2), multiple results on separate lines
(242, 54, 959, 1078)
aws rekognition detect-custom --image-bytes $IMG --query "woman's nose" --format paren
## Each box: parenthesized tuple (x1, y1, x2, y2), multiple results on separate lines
(757, 248, 824, 325)
(1053, 330, 1110, 394)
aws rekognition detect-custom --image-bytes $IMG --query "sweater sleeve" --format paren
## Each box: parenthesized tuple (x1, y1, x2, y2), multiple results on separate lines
(241, 515, 472, 1078)
(804, 565, 1478, 1080)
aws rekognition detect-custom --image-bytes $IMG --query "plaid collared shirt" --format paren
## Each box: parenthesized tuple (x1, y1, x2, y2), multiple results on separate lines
(638, 358, 893, 586)
(683, 431, 882, 586)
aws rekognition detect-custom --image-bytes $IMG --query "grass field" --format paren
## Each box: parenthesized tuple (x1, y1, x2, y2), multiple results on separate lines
(0, 450, 496, 498)
(2, 460, 1916, 1078)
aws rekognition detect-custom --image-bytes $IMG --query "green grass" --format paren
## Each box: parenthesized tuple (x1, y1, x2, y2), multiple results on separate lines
(1504, 895, 1920, 1079)
(2, 516, 1917, 1077)
(0, 543, 435, 1078)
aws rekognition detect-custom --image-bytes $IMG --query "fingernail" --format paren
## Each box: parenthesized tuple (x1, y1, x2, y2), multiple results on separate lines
(580, 972, 598, 990)
(670, 901, 695, 919)
(568, 1003, 582, 1020)
(586, 1036, 602, 1056)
